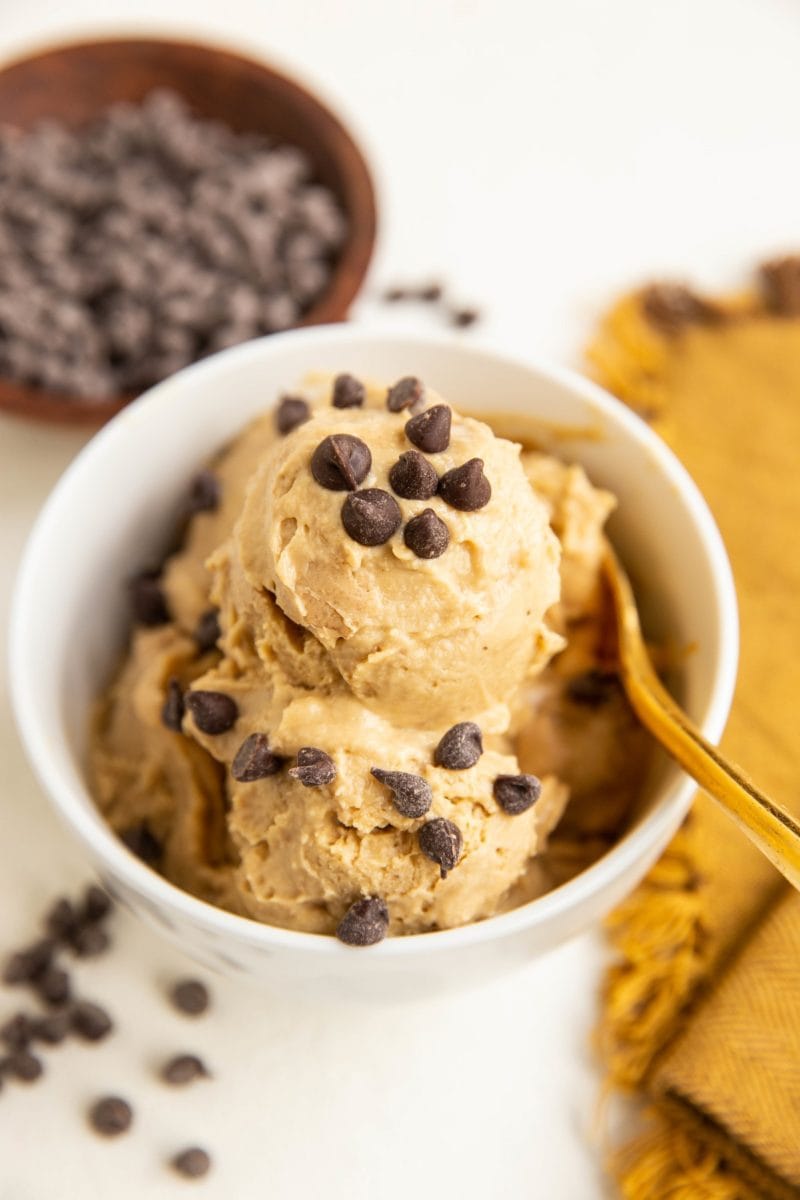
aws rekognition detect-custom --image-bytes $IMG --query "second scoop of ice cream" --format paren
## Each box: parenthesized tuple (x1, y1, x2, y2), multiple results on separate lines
(229, 402, 562, 728)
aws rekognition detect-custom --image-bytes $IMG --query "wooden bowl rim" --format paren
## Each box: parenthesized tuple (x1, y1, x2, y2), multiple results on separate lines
(0, 34, 378, 427)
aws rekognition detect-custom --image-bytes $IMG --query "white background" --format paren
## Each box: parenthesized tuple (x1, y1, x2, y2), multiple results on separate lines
(1, 1, 799, 1197)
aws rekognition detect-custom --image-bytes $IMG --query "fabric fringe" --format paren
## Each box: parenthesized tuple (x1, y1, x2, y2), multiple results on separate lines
(611, 1119, 763, 1200)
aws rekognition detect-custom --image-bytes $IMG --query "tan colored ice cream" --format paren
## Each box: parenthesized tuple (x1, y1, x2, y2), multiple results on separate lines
(90, 373, 638, 939)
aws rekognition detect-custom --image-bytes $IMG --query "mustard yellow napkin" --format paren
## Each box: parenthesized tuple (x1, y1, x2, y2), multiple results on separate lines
(587, 261, 800, 1200)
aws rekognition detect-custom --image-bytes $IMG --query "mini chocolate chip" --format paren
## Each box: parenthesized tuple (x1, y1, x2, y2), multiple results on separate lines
(403, 509, 449, 559)
(82, 885, 113, 923)
(120, 823, 162, 865)
(370, 769, 433, 818)
(162, 677, 185, 731)
(129, 570, 170, 626)
(434, 722, 483, 770)
(493, 773, 542, 815)
(172, 1147, 212, 1178)
(194, 608, 221, 654)
(332, 373, 365, 408)
(419, 282, 443, 302)
(382, 284, 408, 302)
(89, 1096, 133, 1136)
(760, 257, 800, 316)
(161, 1053, 209, 1085)
(185, 690, 238, 735)
(188, 469, 220, 514)
(438, 458, 491, 511)
(32, 1011, 71, 1045)
(388, 450, 439, 500)
(171, 979, 210, 1016)
(386, 376, 425, 412)
(418, 818, 463, 878)
(275, 394, 311, 434)
(405, 404, 452, 453)
(289, 747, 336, 787)
(450, 306, 480, 328)
(565, 669, 619, 708)
(336, 897, 390, 946)
(7, 1050, 43, 1082)
(71, 924, 110, 959)
(71, 1000, 113, 1042)
(311, 433, 372, 491)
(1, 1013, 33, 1050)
(341, 488, 402, 546)
(231, 733, 283, 781)
(641, 284, 722, 334)
(46, 897, 79, 941)
(3, 938, 55, 985)
(36, 965, 71, 1006)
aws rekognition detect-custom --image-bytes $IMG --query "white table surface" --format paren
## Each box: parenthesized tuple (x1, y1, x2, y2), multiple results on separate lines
(2, 1, 799, 1196)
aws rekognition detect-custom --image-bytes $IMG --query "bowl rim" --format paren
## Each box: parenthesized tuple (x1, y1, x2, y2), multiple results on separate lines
(0, 34, 377, 426)
(10, 326, 739, 958)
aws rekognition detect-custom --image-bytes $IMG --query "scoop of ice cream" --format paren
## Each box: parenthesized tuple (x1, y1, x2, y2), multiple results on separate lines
(226, 402, 562, 728)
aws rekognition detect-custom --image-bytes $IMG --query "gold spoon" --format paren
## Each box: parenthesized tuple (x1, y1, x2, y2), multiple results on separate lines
(603, 543, 800, 890)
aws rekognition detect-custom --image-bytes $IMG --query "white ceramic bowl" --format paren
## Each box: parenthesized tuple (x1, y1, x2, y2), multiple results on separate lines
(10, 328, 738, 998)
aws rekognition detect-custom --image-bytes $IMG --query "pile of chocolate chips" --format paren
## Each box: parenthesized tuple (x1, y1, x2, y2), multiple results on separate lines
(0, 89, 347, 399)
(1, 884, 215, 1179)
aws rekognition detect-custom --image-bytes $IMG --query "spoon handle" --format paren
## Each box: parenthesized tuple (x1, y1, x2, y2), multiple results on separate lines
(604, 549, 800, 891)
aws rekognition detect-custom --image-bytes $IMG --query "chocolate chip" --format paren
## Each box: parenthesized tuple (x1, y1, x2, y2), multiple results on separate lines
(370, 769, 433, 818)
(6, 1050, 43, 1082)
(493, 774, 542, 815)
(382, 284, 408, 302)
(386, 376, 425, 413)
(418, 818, 463, 877)
(311, 434, 372, 491)
(289, 747, 336, 787)
(1, 1013, 33, 1050)
(71, 924, 110, 959)
(641, 284, 722, 334)
(336, 897, 390, 946)
(760, 256, 800, 316)
(341, 488, 402, 546)
(3, 938, 55, 985)
(438, 458, 491, 511)
(434, 722, 483, 770)
(405, 404, 451, 453)
(388, 450, 439, 500)
(332, 373, 365, 408)
(129, 570, 170, 626)
(275, 394, 311, 434)
(45, 897, 79, 941)
(71, 1000, 113, 1042)
(162, 677, 185, 731)
(403, 509, 449, 559)
(188, 470, 220, 514)
(565, 669, 619, 708)
(194, 608, 221, 654)
(81, 885, 113, 923)
(161, 1053, 209, 1085)
(231, 732, 283, 781)
(170, 979, 210, 1016)
(36, 965, 71, 1006)
(32, 1011, 71, 1045)
(120, 823, 162, 865)
(171, 1147, 212, 1178)
(185, 690, 238, 735)
(89, 1096, 133, 1136)
(450, 306, 480, 328)
(419, 282, 443, 302)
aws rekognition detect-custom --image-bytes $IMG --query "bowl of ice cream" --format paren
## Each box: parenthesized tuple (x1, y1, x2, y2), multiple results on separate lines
(10, 328, 738, 997)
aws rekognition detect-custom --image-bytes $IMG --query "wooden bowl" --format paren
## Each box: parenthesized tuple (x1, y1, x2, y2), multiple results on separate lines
(0, 37, 377, 425)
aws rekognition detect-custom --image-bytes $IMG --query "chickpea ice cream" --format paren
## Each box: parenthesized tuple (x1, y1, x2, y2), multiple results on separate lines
(90, 372, 650, 944)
